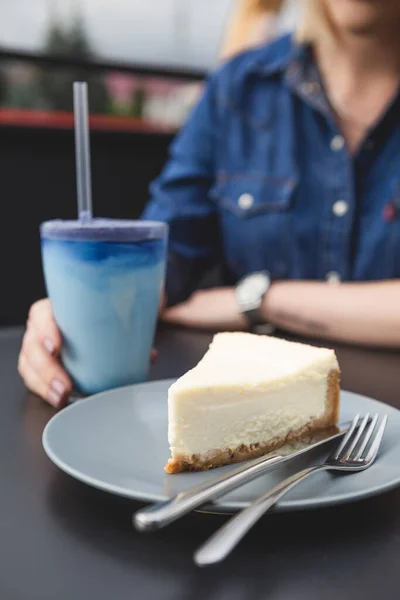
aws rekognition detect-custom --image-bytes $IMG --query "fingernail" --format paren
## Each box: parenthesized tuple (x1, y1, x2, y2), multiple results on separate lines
(51, 378, 66, 396)
(48, 388, 62, 407)
(48, 379, 66, 407)
(43, 337, 55, 355)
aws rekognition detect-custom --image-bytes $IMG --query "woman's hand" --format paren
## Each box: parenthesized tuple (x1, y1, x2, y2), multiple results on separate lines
(18, 299, 159, 408)
(161, 288, 248, 331)
(18, 299, 72, 408)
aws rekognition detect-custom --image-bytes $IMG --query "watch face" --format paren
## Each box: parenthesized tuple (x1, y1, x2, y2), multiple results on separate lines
(236, 272, 270, 309)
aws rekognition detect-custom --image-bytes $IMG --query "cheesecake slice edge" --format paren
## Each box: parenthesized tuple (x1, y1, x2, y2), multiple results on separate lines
(165, 333, 340, 474)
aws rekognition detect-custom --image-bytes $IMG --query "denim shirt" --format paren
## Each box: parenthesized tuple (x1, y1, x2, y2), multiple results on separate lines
(143, 35, 400, 305)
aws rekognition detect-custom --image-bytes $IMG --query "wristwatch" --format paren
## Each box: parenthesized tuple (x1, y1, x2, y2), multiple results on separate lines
(235, 271, 273, 332)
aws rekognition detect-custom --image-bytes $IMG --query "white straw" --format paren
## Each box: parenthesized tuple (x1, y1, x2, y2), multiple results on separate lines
(73, 82, 93, 222)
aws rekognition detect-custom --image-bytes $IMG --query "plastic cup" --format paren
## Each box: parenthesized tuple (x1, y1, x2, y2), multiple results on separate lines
(40, 219, 168, 395)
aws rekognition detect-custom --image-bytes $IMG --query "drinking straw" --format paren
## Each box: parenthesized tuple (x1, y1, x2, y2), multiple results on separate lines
(73, 82, 93, 222)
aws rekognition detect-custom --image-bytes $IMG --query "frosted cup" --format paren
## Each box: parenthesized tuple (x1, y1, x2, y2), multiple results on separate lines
(40, 219, 168, 395)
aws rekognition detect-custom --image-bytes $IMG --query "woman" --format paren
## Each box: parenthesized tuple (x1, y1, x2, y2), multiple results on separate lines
(19, 0, 400, 407)
(219, 0, 283, 60)
(219, 0, 298, 61)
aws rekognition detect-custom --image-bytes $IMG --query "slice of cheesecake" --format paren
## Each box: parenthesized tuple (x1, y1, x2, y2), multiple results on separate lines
(165, 332, 340, 474)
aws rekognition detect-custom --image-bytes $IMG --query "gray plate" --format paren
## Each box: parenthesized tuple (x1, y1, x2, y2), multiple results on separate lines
(43, 379, 400, 513)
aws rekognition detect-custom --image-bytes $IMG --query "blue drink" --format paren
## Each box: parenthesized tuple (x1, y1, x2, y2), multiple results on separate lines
(40, 219, 168, 395)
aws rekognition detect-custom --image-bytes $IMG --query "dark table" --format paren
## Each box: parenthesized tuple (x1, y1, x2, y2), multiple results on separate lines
(1, 326, 400, 600)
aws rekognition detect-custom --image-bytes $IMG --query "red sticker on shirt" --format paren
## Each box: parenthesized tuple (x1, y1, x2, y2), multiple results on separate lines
(383, 203, 396, 222)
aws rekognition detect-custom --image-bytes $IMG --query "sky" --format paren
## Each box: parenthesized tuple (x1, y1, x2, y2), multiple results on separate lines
(0, 0, 234, 69)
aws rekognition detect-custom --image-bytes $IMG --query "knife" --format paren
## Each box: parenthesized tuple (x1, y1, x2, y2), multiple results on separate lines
(133, 420, 354, 532)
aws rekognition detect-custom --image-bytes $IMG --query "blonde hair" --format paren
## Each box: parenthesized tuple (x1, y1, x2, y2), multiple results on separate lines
(219, 0, 285, 61)
(243, 0, 331, 45)
(220, 0, 334, 62)
(296, 0, 335, 44)
(242, 0, 283, 11)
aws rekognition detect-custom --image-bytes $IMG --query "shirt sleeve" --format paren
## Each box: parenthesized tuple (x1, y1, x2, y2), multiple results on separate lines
(142, 75, 220, 306)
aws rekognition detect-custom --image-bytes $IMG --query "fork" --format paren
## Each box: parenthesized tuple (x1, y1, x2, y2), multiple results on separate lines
(194, 413, 387, 567)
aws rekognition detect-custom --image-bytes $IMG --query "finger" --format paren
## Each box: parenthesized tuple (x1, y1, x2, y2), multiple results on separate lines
(161, 304, 192, 326)
(20, 333, 72, 407)
(28, 299, 62, 356)
(18, 352, 67, 408)
(18, 353, 47, 399)
(161, 302, 186, 321)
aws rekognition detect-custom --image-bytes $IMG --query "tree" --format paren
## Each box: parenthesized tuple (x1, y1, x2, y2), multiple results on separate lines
(38, 13, 110, 114)
(43, 21, 70, 55)
(68, 15, 93, 60)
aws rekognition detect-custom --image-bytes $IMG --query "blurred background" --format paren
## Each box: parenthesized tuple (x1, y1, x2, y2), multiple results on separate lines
(0, 0, 235, 130)
(0, 0, 297, 326)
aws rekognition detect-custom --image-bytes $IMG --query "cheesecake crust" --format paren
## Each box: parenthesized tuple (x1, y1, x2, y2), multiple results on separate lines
(165, 369, 340, 474)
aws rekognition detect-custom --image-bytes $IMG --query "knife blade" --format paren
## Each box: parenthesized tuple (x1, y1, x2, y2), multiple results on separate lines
(134, 420, 353, 532)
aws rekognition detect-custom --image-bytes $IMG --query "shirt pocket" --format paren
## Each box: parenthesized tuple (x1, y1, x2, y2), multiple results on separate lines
(210, 173, 298, 280)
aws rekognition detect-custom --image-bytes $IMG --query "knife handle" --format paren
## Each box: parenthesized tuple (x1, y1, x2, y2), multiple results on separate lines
(133, 425, 348, 532)
(133, 454, 284, 531)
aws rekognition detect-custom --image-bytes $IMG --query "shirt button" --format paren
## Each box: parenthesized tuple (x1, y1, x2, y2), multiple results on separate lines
(332, 200, 349, 217)
(330, 135, 345, 151)
(301, 81, 320, 95)
(326, 271, 342, 284)
(238, 193, 254, 210)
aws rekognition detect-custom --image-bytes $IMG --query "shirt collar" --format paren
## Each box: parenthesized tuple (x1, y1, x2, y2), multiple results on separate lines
(248, 34, 400, 155)
(247, 33, 299, 77)
(248, 35, 333, 119)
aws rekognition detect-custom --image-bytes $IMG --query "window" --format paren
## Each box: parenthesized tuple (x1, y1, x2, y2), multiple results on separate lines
(0, 0, 233, 130)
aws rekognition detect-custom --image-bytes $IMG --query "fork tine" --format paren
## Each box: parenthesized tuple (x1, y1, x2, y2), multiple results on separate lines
(355, 413, 379, 460)
(364, 415, 388, 463)
(332, 414, 360, 460)
(343, 413, 370, 460)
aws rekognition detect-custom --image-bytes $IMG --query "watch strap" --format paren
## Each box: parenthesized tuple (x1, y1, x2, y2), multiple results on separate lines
(243, 307, 266, 328)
